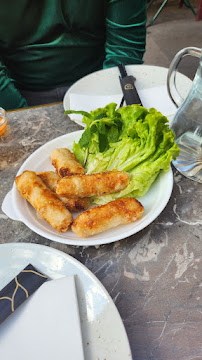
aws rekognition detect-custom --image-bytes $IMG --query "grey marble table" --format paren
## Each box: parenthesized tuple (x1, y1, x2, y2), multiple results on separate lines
(0, 103, 202, 360)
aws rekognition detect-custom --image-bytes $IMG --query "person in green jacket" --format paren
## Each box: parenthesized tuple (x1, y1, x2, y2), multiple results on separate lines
(0, 0, 147, 110)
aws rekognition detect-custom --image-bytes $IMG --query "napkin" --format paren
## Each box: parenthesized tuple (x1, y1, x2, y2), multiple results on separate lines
(68, 85, 177, 124)
(0, 263, 48, 325)
(0, 276, 84, 360)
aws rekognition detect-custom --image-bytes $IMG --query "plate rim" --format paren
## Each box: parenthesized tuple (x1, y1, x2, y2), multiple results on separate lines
(63, 64, 192, 127)
(11, 130, 173, 246)
(63, 64, 165, 127)
(0, 242, 114, 300)
(0, 242, 132, 359)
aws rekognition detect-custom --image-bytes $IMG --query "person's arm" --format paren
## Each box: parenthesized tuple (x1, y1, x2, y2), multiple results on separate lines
(104, 0, 147, 68)
(0, 58, 28, 111)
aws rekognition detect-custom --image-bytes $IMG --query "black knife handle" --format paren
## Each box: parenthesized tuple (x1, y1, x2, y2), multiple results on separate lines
(118, 63, 128, 78)
(119, 75, 142, 106)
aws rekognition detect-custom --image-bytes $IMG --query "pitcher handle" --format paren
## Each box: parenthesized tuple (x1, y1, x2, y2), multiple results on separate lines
(167, 47, 201, 108)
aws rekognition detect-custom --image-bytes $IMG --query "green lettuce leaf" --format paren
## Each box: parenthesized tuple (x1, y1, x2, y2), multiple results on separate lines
(66, 103, 180, 204)
(71, 103, 122, 165)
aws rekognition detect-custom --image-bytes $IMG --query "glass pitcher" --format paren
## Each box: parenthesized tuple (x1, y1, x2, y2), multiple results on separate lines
(167, 47, 202, 183)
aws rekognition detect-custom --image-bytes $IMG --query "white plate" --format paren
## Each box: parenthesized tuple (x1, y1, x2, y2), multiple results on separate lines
(2, 130, 173, 246)
(0, 243, 132, 360)
(63, 64, 192, 127)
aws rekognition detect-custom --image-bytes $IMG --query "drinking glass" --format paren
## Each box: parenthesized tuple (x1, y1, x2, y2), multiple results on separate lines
(0, 108, 8, 136)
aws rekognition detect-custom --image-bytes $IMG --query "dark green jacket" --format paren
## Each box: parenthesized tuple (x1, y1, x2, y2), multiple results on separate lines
(0, 0, 146, 110)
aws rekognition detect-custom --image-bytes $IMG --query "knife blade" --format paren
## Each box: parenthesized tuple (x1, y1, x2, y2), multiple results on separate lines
(118, 64, 142, 106)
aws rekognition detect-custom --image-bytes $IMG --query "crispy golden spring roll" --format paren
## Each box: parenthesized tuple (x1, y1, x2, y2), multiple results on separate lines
(37, 171, 60, 192)
(50, 148, 85, 177)
(71, 198, 144, 237)
(37, 171, 90, 212)
(56, 171, 130, 198)
(15, 171, 73, 232)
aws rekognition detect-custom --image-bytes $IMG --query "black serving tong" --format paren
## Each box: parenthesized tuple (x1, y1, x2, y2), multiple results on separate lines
(118, 64, 142, 107)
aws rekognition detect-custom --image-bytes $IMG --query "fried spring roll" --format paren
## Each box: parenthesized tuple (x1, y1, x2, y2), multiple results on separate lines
(15, 171, 73, 232)
(50, 148, 85, 177)
(37, 171, 90, 212)
(56, 171, 130, 198)
(37, 171, 60, 192)
(72, 198, 144, 237)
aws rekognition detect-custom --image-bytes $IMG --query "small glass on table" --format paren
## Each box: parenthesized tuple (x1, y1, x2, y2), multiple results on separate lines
(0, 108, 8, 136)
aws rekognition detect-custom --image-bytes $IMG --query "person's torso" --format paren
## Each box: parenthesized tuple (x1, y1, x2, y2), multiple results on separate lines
(0, 0, 107, 89)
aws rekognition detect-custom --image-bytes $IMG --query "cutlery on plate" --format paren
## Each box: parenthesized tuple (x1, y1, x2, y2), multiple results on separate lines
(118, 63, 142, 106)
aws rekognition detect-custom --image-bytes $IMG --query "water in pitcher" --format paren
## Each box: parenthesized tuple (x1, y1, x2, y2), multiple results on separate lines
(170, 66, 202, 183)
(173, 130, 202, 182)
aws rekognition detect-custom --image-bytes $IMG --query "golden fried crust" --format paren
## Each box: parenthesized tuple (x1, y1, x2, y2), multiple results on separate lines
(56, 171, 130, 198)
(50, 148, 85, 177)
(15, 171, 73, 232)
(37, 171, 90, 212)
(37, 171, 59, 192)
(66, 197, 90, 212)
(71, 198, 144, 237)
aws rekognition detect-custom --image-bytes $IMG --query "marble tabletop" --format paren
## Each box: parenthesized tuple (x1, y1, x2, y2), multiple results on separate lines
(0, 103, 202, 360)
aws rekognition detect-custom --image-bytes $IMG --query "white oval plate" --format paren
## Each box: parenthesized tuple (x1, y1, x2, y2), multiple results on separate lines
(63, 64, 192, 127)
(0, 243, 132, 360)
(2, 130, 173, 246)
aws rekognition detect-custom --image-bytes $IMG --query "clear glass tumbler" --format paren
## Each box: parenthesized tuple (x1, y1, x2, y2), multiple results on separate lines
(0, 107, 8, 136)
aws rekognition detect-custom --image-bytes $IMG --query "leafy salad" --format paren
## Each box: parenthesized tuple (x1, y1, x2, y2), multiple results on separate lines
(65, 103, 179, 204)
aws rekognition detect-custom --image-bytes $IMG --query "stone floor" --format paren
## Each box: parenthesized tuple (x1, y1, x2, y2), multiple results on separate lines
(144, 0, 202, 79)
